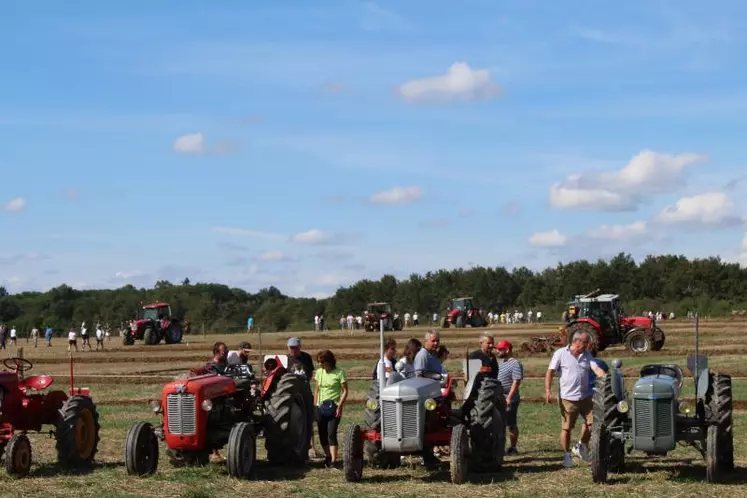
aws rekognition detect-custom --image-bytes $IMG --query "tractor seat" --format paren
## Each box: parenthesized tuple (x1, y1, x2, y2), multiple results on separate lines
(19, 375, 54, 393)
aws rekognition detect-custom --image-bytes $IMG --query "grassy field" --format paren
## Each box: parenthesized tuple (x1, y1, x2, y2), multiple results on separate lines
(2, 318, 746, 497)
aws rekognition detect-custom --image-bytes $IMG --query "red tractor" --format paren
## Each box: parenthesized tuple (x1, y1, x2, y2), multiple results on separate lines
(124, 354, 314, 479)
(522, 290, 665, 354)
(363, 302, 403, 332)
(0, 356, 101, 477)
(122, 302, 187, 346)
(440, 297, 487, 328)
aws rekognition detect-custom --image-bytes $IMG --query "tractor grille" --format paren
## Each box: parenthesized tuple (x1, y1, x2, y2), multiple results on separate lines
(382, 399, 419, 439)
(634, 398, 672, 438)
(166, 394, 197, 435)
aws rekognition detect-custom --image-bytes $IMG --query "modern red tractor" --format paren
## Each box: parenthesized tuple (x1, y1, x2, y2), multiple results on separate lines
(522, 290, 665, 354)
(363, 302, 403, 332)
(122, 302, 188, 346)
(124, 354, 314, 479)
(0, 356, 101, 477)
(440, 297, 488, 328)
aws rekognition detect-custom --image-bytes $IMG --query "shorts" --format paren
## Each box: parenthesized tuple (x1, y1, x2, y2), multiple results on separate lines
(96, 338, 104, 343)
(69, 339, 77, 345)
(560, 397, 593, 431)
(506, 400, 520, 429)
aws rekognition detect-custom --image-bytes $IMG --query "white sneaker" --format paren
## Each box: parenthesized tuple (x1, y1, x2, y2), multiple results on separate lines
(563, 452, 574, 468)
(576, 443, 591, 462)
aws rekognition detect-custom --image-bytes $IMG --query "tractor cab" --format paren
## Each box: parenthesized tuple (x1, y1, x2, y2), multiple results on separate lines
(569, 293, 623, 345)
(140, 303, 172, 321)
(450, 297, 475, 311)
(366, 302, 392, 317)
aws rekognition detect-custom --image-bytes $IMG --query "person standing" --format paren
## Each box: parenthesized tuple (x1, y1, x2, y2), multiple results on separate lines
(544, 330, 594, 468)
(468, 334, 498, 377)
(45, 326, 53, 346)
(287, 337, 315, 380)
(9, 325, 17, 346)
(314, 350, 348, 468)
(496, 340, 523, 455)
(31, 327, 39, 347)
(67, 326, 79, 352)
(0, 324, 6, 350)
(247, 316, 254, 333)
(412, 312, 419, 327)
(95, 325, 105, 351)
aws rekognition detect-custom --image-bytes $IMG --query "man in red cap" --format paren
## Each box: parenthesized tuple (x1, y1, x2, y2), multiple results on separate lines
(497, 339, 523, 455)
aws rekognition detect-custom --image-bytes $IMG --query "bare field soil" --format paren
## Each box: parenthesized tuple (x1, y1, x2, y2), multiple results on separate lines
(1, 319, 745, 497)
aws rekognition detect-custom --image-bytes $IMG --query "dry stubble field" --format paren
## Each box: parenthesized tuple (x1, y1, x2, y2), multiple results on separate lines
(3, 319, 747, 498)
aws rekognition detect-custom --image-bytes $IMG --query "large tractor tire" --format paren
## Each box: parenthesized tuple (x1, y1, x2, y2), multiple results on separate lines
(226, 422, 256, 479)
(164, 322, 183, 345)
(143, 327, 157, 346)
(363, 381, 400, 469)
(264, 373, 311, 465)
(125, 421, 159, 476)
(4, 433, 32, 477)
(592, 376, 625, 472)
(456, 315, 464, 328)
(707, 373, 733, 471)
(624, 328, 652, 354)
(392, 317, 403, 331)
(440, 317, 449, 329)
(55, 395, 101, 469)
(565, 321, 602, 350)
(468, 377, 506, 472)
(122, 330, 134, 346)
(652, 327, 665, 351)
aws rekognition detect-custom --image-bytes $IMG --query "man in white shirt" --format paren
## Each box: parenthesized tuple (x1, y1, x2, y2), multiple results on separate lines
(95, 326, 105, 351)
(536, 311, 543, 323)
(412, 312, 419, 326)
(404, 312, 411, 328)
(9, 326, 17, 346)
(314, 315, 320, 332)
(67, 328, 79, 352)
(544, 329, 595, 468)
(226, 342, 254, 376)
(31, 327, 39, 348)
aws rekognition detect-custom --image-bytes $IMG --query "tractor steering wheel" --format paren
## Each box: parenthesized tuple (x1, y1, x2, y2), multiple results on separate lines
(3, 357, 33, 373)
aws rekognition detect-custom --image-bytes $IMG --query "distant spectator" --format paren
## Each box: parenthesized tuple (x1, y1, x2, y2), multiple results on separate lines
(247, 316, 254, 332)
(9, 325, 17, 346)
(412, 312, 419, 327)
(314, 349, 348, 468)
(95, 325, 105, 351)
(68, 327, 79, 352)
(31, 327, 39, 348)
(0, 324, 6, 350)
(45, 326, 53, 347)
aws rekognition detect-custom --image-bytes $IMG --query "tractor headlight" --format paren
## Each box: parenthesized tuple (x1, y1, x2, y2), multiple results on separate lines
(201, 399, 213, 412)
(149, 400, 162, 413)
(365, 399, 378, 411)
(424, 398, 437, 411)
(616, 400, 629, 414)
(678, 401, 692, 415)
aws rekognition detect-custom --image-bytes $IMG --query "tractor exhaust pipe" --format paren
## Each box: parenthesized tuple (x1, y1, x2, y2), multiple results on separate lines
(694, 312, 700, 400)
(378, 318, 386, 393)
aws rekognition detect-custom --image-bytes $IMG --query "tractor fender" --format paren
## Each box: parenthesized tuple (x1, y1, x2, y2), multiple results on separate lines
(610, 361, 625, 401)
(622, 326, 648, 341)
(570, 317, 602, 330)
(696, 368, 711, 402)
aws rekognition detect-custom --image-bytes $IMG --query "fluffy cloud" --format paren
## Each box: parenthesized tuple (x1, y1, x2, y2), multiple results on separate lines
(528, 229, 567, 247)
(212, 226, 284, 239)
(398, 62, 501, 103)
(654, 192, 743, 227)
(586, 221, 648, 240)
(549, 149, 706, 211)
(256, 250, 292, 262)
(292, 229, 329, 245)
(173, 132, 205, 154)
(2, 197, 26, 213)
(369, 186, 423, 205)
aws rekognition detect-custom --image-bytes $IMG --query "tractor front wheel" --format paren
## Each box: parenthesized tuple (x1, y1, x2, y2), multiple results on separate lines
(226, 422, 256, 479)
(455, 316, 464, 328)
(4, 433, 32, 477)
(125, 421, 159, 476)
(706, 424, 721, 483)
(450, 424, 469, 484)
(143, 327, 157, 345)
(624, 328, 651, 354)
(590, 422, 610, 483)
(56, 395, 101, 469)
(343, 424, 363, 482)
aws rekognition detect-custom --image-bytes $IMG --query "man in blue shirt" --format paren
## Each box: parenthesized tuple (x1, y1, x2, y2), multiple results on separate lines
(247, 317, 254, 332)
(413, 330, 444, 379)
(45, 327, 54, 347)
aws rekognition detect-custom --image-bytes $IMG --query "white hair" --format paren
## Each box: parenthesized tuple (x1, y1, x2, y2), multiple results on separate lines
(479, 334, 494, 344)
(424, 330, 440, 341)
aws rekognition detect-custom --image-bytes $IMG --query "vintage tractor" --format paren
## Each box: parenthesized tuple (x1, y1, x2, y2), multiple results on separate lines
(363, 302, 403, 332)
(343, 320, 506, 484)
(124, 354, 314, 479)
(0, 356, 101, 477)
(122, 302, 188, 346)
(589, 316, 734, 484)
(440, 297, 488, 328)
(522, 290, 664, 354)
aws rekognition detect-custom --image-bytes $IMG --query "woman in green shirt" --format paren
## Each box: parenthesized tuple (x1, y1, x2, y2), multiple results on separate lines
(314, 349, 348, 468)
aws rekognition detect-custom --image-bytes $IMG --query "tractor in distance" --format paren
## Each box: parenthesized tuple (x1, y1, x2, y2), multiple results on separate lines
(363, 302, 403, 332)
(343, 320, 506, 484)
(0, 355, 101, 477)
(589, 316, 734, 484)
(124, 354, 314, 479)
(440, 297, 488, 328)
(522, 290, 664, 354)
(122, 302, 188, 346)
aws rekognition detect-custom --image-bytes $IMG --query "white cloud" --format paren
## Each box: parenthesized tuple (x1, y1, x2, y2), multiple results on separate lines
(369, 186, 423, 205)
(549, 149, 707, 211)
(257, 250, 291, 262)
(114, 270, 147, 279)
(587, 221, 648, 240)
(0, 252, 50, 265)
(212, 226, 284, 239)
(654, 192, 743, 227)
(398, 62, 501, 103)
(528, 229, 567, 247)
(173, 132, 205, 154)
(292, 229, 329, 245)
(2, 197, 26, 212)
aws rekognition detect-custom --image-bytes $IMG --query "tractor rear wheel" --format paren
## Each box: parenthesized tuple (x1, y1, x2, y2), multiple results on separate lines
(143, 327, 157, 345)
(362, 381, 400, 469)
(592, 376, 625, 472)
(55, 395, 101, 469)
(468, 377, 505, 472)
(450, 424, 469, 484)
(624, 328, 651, 354)
(343, 424, 364, 482)
(706, 424, 721, 483)
(707, 373, 733, 471)
(392, 317, 403, 331)
(125, 421, 159, 476)
(264, 373, 311, 465)
(4, 433, 32, 477)
(165, 322, 183, 345)
(226, 422, 256, 479)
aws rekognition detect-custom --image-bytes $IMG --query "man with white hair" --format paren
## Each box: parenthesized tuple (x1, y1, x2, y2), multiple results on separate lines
(545, 329, 595, 468)
(413, 330, 443, 379)
(468, 334, 498, 377)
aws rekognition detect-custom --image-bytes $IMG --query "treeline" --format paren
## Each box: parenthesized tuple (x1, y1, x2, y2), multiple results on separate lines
(1, 253, 746, 333)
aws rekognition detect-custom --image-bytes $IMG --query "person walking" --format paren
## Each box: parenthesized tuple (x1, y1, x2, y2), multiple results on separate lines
(314, 350, 348, 468)
(496, 340, 523, 455)
(544, 330, 594, 468)
(67, 326, 79, 352)
(31, 327, 39, 347)
(45, 326, 53, 347)
(9, 325, 17, 346)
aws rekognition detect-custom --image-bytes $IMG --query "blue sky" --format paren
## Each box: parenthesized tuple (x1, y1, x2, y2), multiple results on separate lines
(2, 0, 747, 298)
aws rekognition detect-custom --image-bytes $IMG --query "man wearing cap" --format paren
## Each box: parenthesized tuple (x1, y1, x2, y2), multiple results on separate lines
(227, 341, 254, 373)
(467, 334, 498, 377)
(287, 337, 315, 380)
(496, 339, 523, 455)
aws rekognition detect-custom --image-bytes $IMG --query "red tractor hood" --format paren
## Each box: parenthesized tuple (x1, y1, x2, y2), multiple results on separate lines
(621, 315, 653, 328)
